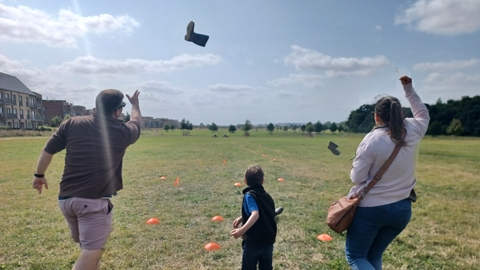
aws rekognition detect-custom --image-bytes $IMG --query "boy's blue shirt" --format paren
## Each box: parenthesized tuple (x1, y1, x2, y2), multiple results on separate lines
(243, 193, 259, 216)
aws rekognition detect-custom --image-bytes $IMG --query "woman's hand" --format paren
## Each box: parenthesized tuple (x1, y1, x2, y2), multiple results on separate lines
(399, 76, 412, 86)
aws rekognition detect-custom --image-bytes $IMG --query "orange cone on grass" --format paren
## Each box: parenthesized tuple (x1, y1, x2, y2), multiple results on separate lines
(174, 176, 179, 187)
(204, 242, 221, 251)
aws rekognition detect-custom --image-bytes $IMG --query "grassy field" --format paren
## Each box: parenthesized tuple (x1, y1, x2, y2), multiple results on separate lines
(0, 129, 479, 269)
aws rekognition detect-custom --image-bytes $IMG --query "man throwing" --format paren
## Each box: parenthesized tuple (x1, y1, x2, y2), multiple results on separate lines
(32, 89, 141, 270)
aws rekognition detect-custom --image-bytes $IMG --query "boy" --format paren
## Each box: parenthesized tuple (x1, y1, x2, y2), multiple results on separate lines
(231, 165, 277, 270)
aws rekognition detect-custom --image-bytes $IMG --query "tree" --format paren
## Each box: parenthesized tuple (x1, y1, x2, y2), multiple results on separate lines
(228, 125, 237, 133)
(426, 121, 443, 136)
(283, 126, 288, 132)
(63, 114, 71, 121)
(323, 121, 331, 131)
(267, 123, 275, 134)
(50, 116, 62, 127)
(300, 124, 306, 134)
(163, 124, 170, 132)
(446, 118, 463, 136)
(170, 124, 175, 131)
(330, 122, 338, 133)
(208, 122, 218, 132)
(180, 118, 192, 135)
(199, 123, 205, 129)
(292, 125, 298, 132)
(346, 104, 375, 133)
(306, 122, 315, 136)
(314, 121, 323, 134)
(123, 112, 130, 122)
(338, 125, 344, 132)
(242, 119, 252, 136)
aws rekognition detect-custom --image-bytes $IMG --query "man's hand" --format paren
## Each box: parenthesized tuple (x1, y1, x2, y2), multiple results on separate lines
(126, 90, 140, 107)
(399, 76, 412, 86)
(32, 177, 48, 194)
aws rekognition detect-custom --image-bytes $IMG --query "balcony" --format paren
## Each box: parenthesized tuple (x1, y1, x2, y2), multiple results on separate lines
(20, 115, 24, 119)
(5, 98, 13, 105)
(7, 113, 17, 119)
(33, 115, 42, 120)
(19, 101, 23, 106)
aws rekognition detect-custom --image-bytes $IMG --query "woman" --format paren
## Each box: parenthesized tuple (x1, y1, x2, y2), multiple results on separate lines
(345, 76, 430, 270)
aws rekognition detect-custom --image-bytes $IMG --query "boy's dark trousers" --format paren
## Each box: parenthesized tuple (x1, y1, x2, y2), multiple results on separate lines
(241, 240, 273, 270)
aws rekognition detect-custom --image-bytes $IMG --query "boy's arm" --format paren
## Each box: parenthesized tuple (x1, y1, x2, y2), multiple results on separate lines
(230, 211, 259, 239)
(232, 216, 243, 228)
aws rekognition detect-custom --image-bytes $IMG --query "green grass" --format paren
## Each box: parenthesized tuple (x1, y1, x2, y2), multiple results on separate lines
(0, 130, 479, 269)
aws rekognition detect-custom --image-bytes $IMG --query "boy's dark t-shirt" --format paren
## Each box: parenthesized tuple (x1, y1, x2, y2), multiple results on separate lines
(241, 185, 277, 244)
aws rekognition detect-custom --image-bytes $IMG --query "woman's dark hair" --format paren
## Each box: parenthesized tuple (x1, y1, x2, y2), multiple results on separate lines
(375, 96, 405, 144)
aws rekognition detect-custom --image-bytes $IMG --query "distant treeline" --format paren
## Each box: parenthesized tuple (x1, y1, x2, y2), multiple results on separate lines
(346, 95, 480, 137)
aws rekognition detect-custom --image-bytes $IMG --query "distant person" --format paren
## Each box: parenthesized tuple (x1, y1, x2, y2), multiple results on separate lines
(345, 76, 430, 269)
(32, 89, 142, 270)
(231, 165, 277, 270)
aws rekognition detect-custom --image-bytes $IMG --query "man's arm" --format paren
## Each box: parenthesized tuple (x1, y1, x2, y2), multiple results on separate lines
(32, 150, 53, 194)
(126, 90, 141, 124)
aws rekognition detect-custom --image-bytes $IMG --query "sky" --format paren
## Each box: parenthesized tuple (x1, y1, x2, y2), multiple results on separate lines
(1, 0, 479, 126)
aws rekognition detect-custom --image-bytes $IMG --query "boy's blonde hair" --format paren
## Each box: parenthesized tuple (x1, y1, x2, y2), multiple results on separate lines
(245, 165, 264, 186)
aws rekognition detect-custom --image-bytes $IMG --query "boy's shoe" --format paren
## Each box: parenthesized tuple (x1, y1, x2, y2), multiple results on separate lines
(275, 207, 284, 216)
(185, 21, 195, 41)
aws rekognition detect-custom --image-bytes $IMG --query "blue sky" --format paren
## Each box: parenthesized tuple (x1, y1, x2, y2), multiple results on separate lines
(1, 0, 479, 125)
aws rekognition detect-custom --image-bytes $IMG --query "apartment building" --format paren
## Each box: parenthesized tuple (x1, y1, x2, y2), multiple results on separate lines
(142, 116, 179, 129)
(0, 72, 43, 129)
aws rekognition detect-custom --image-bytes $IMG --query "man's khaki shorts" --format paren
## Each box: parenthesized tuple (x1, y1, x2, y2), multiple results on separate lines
(59, 197, 113, 250)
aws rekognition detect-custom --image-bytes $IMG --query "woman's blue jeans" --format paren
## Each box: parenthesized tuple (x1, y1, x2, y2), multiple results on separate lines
(345, 198, 412, 270)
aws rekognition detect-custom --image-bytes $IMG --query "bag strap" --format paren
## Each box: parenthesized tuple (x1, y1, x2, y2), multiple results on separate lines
(360, 131, 406, 197)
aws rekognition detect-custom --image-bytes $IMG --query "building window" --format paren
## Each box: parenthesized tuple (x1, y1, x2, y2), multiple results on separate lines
(20, 109, 24, 119)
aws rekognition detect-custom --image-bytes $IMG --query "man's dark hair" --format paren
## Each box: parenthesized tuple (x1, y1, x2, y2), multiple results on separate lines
(245, 165, 264, 186)
(95, 89, 126, 115)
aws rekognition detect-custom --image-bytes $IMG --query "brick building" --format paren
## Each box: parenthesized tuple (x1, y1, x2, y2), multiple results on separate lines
(42, 100, 73, 126)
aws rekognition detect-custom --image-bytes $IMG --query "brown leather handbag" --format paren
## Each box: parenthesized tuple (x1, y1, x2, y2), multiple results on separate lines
(326, 143, 403, 233)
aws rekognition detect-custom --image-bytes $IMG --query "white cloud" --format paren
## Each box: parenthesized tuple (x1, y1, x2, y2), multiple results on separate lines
(376, 25, 383, 30)
(129, 80, 183, 95)
(413, 59, 479, 71)
(284, 45, 389, 75)
(0, 54, 44, 86)
(425, 72, 480, 84)
(395, 0, 480, 35)
(267, 73, 324, 88)
(208, 84, 253, 93)
(0, 3, 139, 48)
(50, 54, 222, 74)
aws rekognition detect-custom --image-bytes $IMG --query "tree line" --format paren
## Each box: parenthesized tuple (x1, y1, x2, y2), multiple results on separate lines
(345, 95, 480, 136)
